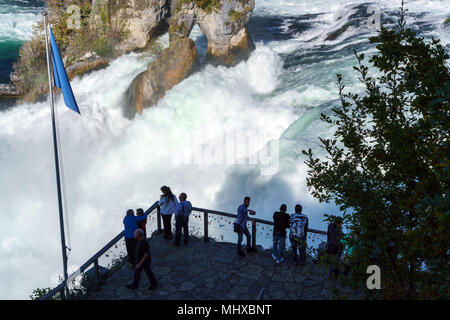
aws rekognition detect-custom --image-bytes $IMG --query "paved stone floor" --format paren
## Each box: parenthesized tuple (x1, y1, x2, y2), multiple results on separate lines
(87, 232, 359, 300)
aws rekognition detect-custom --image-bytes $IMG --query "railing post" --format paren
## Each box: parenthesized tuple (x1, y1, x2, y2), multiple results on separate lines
(157, 205, 162, 233)
(59, 286, 66, 300)
(204, 211, 209, 242)
(251, 219, 257, 248)
(94, 259, 100, 289)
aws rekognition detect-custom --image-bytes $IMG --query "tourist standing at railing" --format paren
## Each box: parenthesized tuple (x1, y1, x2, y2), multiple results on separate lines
(289, 204, 309, 266)
(272, 204, 290, 264)
(174, 192, 192, 247)
(158, 186, 179, 240)
(136, 208, 147, 238)
(327, 216, 344, 278)
(236, 196, 257, 257)
(123, 209, 148, 267)
(126, 229, 157, 291)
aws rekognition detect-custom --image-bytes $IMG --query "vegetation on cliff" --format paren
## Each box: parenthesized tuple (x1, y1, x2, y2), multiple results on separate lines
(13, 0, 138, 102)
(303, 5, 449, 299)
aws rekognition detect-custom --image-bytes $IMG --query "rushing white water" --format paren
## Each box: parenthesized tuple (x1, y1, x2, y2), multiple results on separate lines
(0, 0, 43, 41)
(0, 0, 449, 299)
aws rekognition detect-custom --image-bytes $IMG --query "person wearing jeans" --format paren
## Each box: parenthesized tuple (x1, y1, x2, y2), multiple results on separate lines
(272, 204, 290, 264)
(289, 204, 309, 266)
(236, 196, 256, 256)
(290, 235, 306, 265)
(174, 192, 192, 246)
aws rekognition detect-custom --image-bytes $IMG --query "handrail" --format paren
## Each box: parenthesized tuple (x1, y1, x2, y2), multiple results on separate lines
(41, 201, 326, 300)
(191, 206, 327, 236)
(40, 201, 159, 300)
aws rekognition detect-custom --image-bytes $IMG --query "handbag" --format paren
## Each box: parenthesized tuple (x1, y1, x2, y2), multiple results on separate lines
(233, 222, 240, 233)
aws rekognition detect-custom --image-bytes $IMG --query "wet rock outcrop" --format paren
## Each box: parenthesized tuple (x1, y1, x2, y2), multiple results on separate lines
(127, 37, 199, 116)
(127, 0, 255, 115)
(170, 0, 255, 66)
(90, 0, 171, 52)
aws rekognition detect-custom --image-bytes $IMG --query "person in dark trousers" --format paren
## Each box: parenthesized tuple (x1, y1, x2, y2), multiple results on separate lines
(327, 216, 344, 279)
(123, 209, 147, 267)
(236, 196, 257, 257)
(126, 229, 157, 291)
(136, 208, 147, 238)
(174, 192, 192, 246)
(158, 186, 178, 240)
(272, 204, 290, 264)
(289, 204, 309, 266)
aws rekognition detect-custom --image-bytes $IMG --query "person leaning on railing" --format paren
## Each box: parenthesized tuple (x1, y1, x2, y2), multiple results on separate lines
(272, 204, 290, 264)
(235, 196, 257, 257)
(123, 209, 148, 267)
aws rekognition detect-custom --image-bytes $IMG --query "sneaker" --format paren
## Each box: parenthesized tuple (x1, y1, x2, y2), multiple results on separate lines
(126, 284, 137, 290)
(149, 284, 157, 291)
(237, 250, 245, 257)
(272, 254, 277, 261)
(247, 247, 257, 253)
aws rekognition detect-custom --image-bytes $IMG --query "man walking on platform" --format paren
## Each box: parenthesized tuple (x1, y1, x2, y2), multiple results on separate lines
(126, 229, 157, 291)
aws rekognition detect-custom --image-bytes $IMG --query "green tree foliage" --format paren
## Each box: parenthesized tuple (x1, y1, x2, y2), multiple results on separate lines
(302, 3, 449, 299)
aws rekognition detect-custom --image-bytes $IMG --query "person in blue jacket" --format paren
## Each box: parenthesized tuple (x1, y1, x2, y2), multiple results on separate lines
(236, 196, 257, 257)
(123, 209, 148, 267)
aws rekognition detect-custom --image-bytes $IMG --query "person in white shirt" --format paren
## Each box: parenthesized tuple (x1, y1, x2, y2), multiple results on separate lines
(174, 193, 192, 246)
(158, 186, 178, 240)
(289, 204, 309, 266)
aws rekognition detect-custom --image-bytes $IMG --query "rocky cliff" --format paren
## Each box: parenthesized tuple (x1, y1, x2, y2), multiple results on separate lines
(127, 0, 255, 116)
(90, 0, 171, 52)
(169, 0, 255, 65)
(127, 37, 200, 116)
(10, 0, 255, 112)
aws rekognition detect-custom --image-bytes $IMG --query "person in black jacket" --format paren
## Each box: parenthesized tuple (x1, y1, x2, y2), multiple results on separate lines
(327, 216, 344, 279)
(272, 204, 290, 264)
(126, 229, 157, 291)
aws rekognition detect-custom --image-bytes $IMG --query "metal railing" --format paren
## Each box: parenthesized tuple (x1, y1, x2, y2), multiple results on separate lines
(40, 201, 159, 300)
(41, 201, 326, 300)
(184, 206, 327, 244)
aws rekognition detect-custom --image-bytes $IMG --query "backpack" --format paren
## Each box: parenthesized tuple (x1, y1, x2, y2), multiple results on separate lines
(290, 214, 307, 239)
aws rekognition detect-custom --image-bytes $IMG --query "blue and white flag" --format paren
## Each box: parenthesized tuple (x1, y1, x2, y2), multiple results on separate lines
(49, 26, 80, 114)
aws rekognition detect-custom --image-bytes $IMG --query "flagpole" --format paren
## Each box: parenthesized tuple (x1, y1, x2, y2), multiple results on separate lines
(43, 11, 69, 300)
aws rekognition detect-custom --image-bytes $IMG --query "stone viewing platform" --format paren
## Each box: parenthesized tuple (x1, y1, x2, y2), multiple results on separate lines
(86, 231, 359, 300)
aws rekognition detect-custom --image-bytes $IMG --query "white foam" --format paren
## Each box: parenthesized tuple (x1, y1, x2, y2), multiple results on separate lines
(0, 3, 41, 41)
(0, 0, 448, 300)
